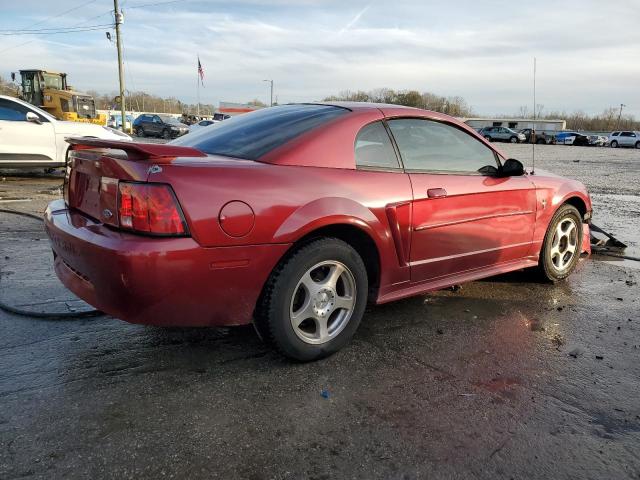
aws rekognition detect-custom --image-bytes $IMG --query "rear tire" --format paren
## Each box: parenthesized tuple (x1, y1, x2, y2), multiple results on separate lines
(537, 204, 583, 282)
(611, 140, 618, 148)
(255, 238, 368, 361)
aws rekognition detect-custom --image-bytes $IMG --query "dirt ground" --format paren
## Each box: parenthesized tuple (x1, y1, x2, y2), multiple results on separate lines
(1, 144, 639, 479)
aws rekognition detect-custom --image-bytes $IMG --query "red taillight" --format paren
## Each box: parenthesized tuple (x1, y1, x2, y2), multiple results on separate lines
(118, 182, 188, 236)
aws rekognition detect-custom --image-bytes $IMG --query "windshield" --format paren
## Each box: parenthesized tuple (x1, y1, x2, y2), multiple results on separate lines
(43, 73, 64, 90)
(171, 104, 348, 160)
(161, 116, 183, 125)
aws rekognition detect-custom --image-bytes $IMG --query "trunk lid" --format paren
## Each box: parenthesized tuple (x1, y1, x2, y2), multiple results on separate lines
(64, 138, 205, 226)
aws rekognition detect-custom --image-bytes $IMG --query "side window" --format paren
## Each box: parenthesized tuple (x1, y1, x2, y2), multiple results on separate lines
(388, 118, 498, 174)
(0, 99, 30, 121)
(621, 132, 632, 137)
(153, 116, 162, 123)
(354, 121, 400, 170)
(612, 132, 619, 136)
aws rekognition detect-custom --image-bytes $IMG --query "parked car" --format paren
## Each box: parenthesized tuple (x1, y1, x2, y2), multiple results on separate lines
(107, 113, 134, 132)
(133, 114, 189, 139)
(478, 126, 526, 143)
(518, 128, 555, 144)
(189, 119, 219, 133)
(0, 94, 130, 168)
(608, 131, 640, 148)
(588, 135, 608, 147)
(213, 113, 232, 121)
(45, 103, 592, 361)
(555, 131, 589, 146)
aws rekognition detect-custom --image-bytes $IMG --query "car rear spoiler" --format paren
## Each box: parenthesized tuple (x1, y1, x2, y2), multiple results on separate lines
(66, 137, 207, 163)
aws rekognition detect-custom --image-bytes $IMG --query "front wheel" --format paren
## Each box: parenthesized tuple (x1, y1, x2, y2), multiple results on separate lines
(538, 204, 583, 282)
(635, 141, 640, 149)
(611, 140, 618, 148)
(484, 135, 492, 142)
(135, 127, 144, 137)
(255, 238, 368, 361)
(162, 129, 172, 139)
(510, 136, 518, 143)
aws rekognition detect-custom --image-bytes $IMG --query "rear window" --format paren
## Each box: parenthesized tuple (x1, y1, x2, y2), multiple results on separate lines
(171, 104, 348, 160)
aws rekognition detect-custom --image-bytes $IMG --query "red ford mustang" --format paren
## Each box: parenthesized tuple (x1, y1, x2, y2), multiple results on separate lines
(45, 103, 591, 361)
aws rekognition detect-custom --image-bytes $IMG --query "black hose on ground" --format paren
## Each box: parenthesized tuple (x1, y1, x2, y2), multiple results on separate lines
(0, 208, 103, 319)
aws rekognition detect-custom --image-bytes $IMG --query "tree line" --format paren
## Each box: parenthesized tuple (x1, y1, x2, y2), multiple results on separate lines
(324, 88, 640, 131)
(323, 88, 474, 117)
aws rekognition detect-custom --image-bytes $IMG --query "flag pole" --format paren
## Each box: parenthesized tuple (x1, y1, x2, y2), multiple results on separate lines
(196, 59, 200, 117)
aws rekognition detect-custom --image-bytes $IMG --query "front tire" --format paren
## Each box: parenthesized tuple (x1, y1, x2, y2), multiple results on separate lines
(611, 140, 618, 148)
(162, 129, 171, 140)
(510, 136, 518, 143)
(538, 204, 583, 282)
(135, 127, 145, 137)
(635, 141, 640, 149)
(484, 135, 492, 142)
(255, 238, 368, 361)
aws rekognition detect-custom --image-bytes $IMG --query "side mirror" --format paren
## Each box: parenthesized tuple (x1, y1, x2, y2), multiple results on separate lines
(26, 112, 42, 124)
(500, 158, 525, 177)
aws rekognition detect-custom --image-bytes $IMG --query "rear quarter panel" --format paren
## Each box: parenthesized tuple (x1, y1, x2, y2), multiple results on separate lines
(151, 160, 413, 288)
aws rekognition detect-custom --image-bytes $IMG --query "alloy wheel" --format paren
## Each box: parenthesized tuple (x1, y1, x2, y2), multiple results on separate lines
(289, 260, 356, 345)
(549, 217, 578, 273)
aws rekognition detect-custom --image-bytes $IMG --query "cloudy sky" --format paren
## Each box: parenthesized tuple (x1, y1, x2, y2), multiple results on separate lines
(1, 0, 639, 116)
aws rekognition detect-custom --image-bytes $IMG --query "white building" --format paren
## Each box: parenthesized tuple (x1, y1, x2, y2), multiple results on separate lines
(463, 117, 566, 132)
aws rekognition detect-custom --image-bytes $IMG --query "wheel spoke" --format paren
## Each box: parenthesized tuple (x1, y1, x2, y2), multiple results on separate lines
(322, 263, 345, 289)
(291, 296, 315, 327)
(299, 271, 321, 297)
(315, 316, 329, 342)
(333, 295, 355, 311)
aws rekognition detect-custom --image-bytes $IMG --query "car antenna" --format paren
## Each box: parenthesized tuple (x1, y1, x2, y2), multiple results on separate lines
(531, 57, 536, 175)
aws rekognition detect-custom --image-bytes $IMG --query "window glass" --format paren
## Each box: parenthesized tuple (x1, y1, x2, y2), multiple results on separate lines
(354, 122, 399, 169)
(0, 99, 29, 121)
(172, 104, 348, 160)
(388, 118, 498, 174)
(621, 132, 632, 137)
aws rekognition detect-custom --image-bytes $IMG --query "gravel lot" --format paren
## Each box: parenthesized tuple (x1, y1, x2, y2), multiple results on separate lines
(1, 144, 639, 479)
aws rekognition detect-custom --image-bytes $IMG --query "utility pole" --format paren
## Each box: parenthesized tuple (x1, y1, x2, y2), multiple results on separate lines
(263, 79, 273, 107)
(616, 103, 626, 129)
(114, 0, 126, 132)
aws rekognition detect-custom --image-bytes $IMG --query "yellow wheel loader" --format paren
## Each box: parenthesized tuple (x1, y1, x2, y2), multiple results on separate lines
(18, 70, 107, 125)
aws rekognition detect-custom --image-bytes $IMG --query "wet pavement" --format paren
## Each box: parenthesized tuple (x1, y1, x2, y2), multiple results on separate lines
(1, 145, 639, 479)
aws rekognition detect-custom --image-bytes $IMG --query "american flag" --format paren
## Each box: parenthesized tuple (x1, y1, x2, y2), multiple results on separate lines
(197, 56, 204, 86)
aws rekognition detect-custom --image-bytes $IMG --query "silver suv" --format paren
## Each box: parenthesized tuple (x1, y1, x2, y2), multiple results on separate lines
(479, 126, 526, 143)
(609, 131, 640, 148)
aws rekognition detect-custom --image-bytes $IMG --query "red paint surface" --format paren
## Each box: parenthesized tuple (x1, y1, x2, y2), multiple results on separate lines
(46, 103, 592, 327)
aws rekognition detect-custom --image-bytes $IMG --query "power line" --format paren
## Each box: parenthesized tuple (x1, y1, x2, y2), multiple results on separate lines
(0, 24, 113, 34)
(15, 0, 102, 30)
(0, 25, 114, 36)
(0, 8, 114, 54)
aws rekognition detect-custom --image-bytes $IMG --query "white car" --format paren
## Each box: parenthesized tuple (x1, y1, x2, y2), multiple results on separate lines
(0, 95, 131, 168)
(188, 119, 219, 133)
(609, 131, 640, 149)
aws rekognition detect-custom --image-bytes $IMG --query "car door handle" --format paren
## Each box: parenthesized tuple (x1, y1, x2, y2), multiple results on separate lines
(427, 188, 447, 198)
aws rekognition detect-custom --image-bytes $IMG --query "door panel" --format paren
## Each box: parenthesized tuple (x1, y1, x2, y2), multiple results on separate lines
(0, 120, 56, 164)
(409, 174, 536, 281)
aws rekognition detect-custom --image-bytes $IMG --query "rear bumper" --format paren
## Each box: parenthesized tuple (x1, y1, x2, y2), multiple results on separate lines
(44, 200, 290, 327)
